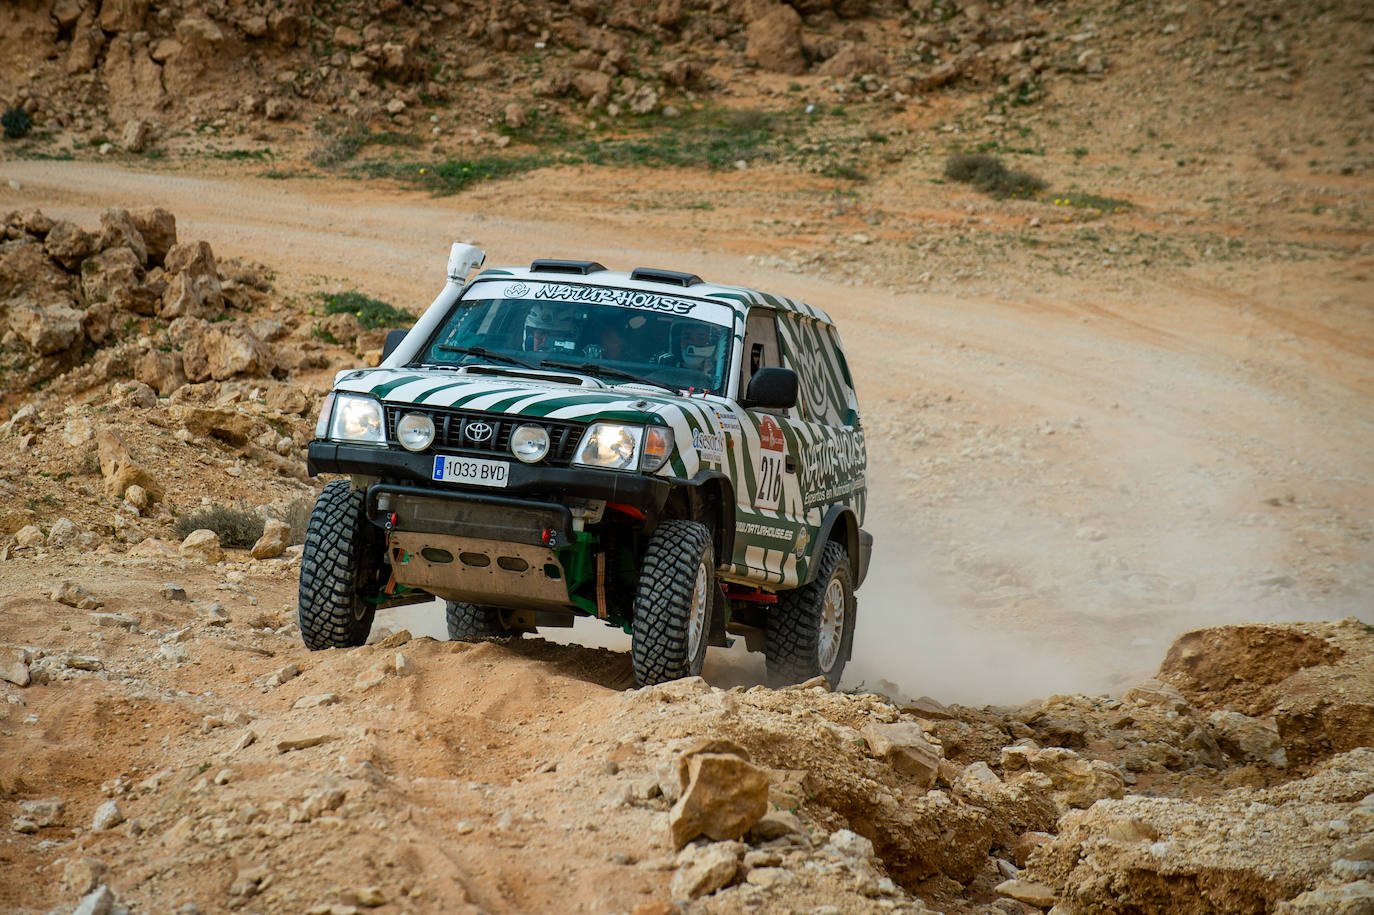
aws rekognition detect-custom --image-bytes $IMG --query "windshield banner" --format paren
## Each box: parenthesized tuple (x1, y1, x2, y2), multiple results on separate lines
(472, 280, 732, 325)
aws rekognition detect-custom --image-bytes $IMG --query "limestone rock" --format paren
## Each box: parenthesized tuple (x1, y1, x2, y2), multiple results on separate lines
(63, 857, 109, 896)
(81, 247, 145, 311)
(1, 654, 30, 687)
(746, 5, 806, 76)
(816, 43, 889, 77)
(19, 797, 65, 827)
(179, 529, 224, 563)
(91, 800, 125, 830)
(134, 350, 186, 395)
(122, 118, 153, 153)
(14, 525, 45, 549)
(0, 240, 75, 309)
(8, 302, 82, 355)
(130, 207, 177, 266)
(670, 840, 744, 899)
(98, 0, 147, 32)
(1001, 745, 1125, 812)
(180, 325, 270, 382)
(95, 428, 162, 500)
(52, 581, 102, 609)
(98, 208, 148, 264)
(668, 752, 770, 849)
(1209, 710, 1286, 766)
(160, 240, 223, 318)
(45, 221, 99, 270)
(72, 885, 115, 915)
(862, 721, 942, 789)
(996, 879, 1057, 908)
(251, 519, 290, 559)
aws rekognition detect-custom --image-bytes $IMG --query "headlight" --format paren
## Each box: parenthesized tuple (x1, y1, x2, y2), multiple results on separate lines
(396, 412, 435, 452)
(328, 394, 385, 445)
(641, 425, 674, 472)
(573, 423, 643, 470)
(510, 424, 550, 463)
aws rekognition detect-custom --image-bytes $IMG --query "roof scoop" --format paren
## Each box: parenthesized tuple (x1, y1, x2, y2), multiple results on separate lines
(447, 244, 486, 284)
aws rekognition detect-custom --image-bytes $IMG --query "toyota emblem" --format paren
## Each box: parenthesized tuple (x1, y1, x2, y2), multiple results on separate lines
(465, 420, 494, 443)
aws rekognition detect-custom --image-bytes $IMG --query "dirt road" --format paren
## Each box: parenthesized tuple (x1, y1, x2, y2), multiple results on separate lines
(4, 159, 1372, 703)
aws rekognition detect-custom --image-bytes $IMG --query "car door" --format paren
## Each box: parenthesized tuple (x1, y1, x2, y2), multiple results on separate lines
(724, 307, 808, 587)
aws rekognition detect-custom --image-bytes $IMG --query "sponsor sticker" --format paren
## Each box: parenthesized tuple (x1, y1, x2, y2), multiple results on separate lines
(692, 430, 725, 464)
(715, 410, 742, 435)
(736, 520, 792, 541)
(530, 282, 700, 316)
(754, 414, 785, 511)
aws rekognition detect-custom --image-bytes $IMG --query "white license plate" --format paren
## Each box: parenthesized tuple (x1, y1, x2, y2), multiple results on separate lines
(431, 455, 510, 488)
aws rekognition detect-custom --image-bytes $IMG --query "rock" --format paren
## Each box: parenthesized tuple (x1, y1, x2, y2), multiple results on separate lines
(816, 43, 889, 77)
(95, 428, 162, 501)
(670, 841, 744, 899)
(1, 655, 30, 687)
(1209, 710, 1286, 766)
(825, 828, 875, 862)
(180, 325, 270, 382)
(746, 808, 805, 843)
(394, 652, 414, 676)
(259, 663, 300, 689)
(8, 302, 82, 355)
(1158, 624, 1343, 716)
(745, 866, 792, 888)
(669, 752, 770, 849)
(902, 696, 955, 720)
(52, 581, 103, 609)
(571, 70, 613, 102)
(98, 0, 146, 32)
(91, 800, 125, 830)
(0, 240, 75, 309)
(46, 517, 80, 548)
(129, 207, 176, 266)
(160, 240, 223, 318)
(376, 630, 412, 649)
(44, 220, 99, 270)
(354, 667, 388, 691)
(11, 818, 38, 834)
(170, 404, 256, 443)
(71, 886, 116, 915)
(1001, 745, 1125, 812)
(276, 733, 337, 753)
(504, 102, 527, 129)
(179, 529, 224, 563)
(292, 693, 340, 709)
(125, 116, 156, 152)
(746, 5, 806, 76)
(81, 246, 146, 311)
(14, 525, 45, 549)
(98, 208, 148, 265)
(862, 721, 942, 789)
(250, 519, 290, 559)
(160, 583, 188, 601)
(303, 788, 346, 818)
(63, 857, 109, 895)
(19, 797, 65, 827)
(996, 879, 1057, 908)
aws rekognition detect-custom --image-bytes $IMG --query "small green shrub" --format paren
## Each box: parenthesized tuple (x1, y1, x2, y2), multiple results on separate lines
(944, 153, 1047, 198)
(315, 290, 412, 330)
(173, 504, 265, 547)
(2, 108, 33, 140)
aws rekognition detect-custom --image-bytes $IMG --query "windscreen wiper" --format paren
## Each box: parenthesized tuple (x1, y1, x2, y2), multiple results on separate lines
(539, 359, 676, 394)
(436, 345, 541, 370)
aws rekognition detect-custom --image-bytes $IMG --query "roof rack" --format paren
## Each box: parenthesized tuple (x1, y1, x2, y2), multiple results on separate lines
(529, 259, 606, 275)
(630, 267, 704, 287)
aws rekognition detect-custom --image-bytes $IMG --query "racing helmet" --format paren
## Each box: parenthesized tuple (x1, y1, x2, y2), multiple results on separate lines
(678, 322, 718, 371)
(523, 304, 576, 352)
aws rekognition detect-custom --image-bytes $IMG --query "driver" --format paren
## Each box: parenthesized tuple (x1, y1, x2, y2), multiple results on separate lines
(677, 323, 718, 372)
(523, 305, 576, 353)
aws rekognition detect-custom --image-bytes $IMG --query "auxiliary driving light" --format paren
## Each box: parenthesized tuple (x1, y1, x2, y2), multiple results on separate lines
(396, 412, 436, 452)
(510, 424, 551, 463)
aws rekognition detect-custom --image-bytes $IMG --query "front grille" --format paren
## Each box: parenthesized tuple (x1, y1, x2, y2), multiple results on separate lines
(384, 405, 585, 465)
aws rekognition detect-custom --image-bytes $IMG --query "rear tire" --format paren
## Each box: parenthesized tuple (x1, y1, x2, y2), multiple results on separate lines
(298, 480, 382, 649)
(445, 602, 510, 640)
(631, 520, 714, 687)
(765, 541, 855, 687)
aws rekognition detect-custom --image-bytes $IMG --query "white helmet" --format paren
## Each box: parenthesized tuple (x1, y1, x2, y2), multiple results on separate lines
(679, 323, 717, 371)
(524, 305, 576, 352)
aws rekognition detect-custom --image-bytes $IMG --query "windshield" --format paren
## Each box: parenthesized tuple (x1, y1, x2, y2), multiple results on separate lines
(415, 280, 735, 395)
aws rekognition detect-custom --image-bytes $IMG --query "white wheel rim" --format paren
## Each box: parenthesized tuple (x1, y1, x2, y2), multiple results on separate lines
(687, 561, 709, 661)
(818, 577, 845, 672)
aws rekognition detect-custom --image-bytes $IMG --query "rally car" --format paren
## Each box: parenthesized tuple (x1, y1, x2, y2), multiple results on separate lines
(301, 244, 871, 687)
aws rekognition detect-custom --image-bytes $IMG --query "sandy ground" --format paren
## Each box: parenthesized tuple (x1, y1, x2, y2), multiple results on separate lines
(4, 159, 1371, 705)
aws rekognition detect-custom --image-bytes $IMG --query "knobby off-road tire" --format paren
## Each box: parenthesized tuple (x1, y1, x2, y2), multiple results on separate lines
(631, 519, 715, 687)
(445, 602, 511, 641)
(765, 541, 856, 687)
(298, 480, 383, 649)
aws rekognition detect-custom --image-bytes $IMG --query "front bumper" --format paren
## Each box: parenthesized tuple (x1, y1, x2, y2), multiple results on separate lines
(308, 441, 672, 517)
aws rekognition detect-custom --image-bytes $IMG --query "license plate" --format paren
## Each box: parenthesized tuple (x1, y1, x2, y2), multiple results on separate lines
(431, 455, 510, 488)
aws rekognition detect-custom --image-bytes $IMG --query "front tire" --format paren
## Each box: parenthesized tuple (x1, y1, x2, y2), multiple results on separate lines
(631, 520, 715, 687)
(765, 541, 856, 687)
(445, 602, 510, 640)
(298, 480, 383, 649)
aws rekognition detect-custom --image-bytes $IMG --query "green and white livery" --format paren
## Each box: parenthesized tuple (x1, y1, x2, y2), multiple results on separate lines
(301, 245, 871, 687)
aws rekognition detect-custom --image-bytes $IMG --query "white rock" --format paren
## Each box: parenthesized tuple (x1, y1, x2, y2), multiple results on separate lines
(91, 800, 125, 830)
(179, 529, 224, 563)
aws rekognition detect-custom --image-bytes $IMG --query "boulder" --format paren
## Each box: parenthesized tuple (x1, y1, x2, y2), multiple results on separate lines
(668, 752, 770, 849)
(160, 240, 223, 318)
(1208, 710, 1286, 766)
(670, 841, 744, 900)
(134, 350, 186, 396)
(98, 0, 147, 32)
(44, 221, 99, 270)
(1158, 624, 1344, 716)
(746, 5, 806, 76)
(8, 302, 82, 355)
(90, 800, 124, 831)
(98, 209, 148, 264)
(130, 207, 177, 266)
(169, 404, 255, 445)
(101, 34, 165, 121)
(81, 247, 145, 310)
(62, 858, 108, 896)
(179, 529, 224, 563)
(571, 70, 613, 101)
(180, 324, 270, 382)
(122, 118, 153, 153)
(251, 519, 290, 559)
(14, 525, 45, 549)
(815, 43, 889, 77)
(1000, 745, 1125, 813)
(162, 17, 228, 96)
(95, 428, 162, 501)
(862, 721, 942, 789)
(67, 11, 104, 75)
(0, 241, 75, 309)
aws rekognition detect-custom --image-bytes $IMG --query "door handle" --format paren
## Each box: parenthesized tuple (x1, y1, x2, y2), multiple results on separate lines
(785, 456, 796, 474)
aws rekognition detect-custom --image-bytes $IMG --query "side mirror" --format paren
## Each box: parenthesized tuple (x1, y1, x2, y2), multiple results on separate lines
(382, 329, 409, 360)
(743, 367, 798, 410)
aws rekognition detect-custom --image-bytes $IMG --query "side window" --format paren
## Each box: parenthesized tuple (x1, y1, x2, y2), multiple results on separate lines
(739, 308, 782, 398)
(777, 313, 854, 427)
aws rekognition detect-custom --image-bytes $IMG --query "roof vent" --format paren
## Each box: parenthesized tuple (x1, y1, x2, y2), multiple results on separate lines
(529, 259, 606, 275)
(630, 267, 704, 287)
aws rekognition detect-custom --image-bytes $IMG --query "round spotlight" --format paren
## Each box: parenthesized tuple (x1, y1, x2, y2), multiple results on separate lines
(396, 412, 435, 452)
(510, 424, 550, 463)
